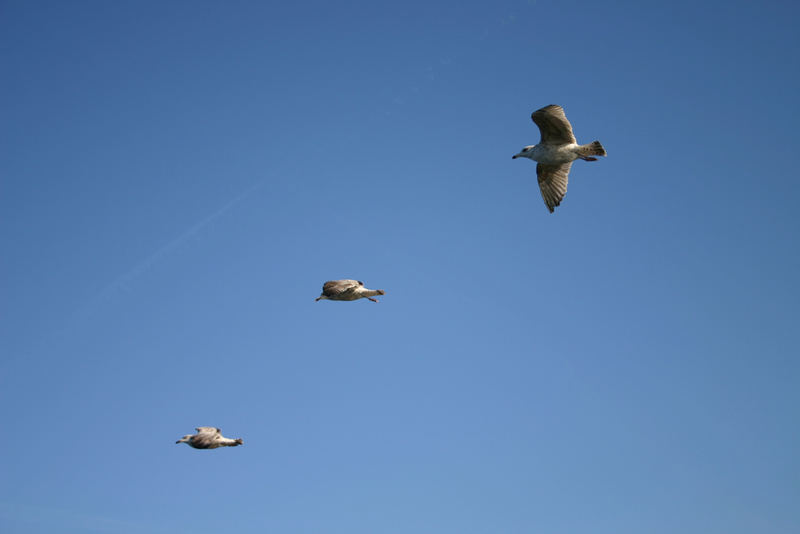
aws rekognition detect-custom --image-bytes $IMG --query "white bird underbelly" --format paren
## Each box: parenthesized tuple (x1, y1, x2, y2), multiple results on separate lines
(531, 144, 579, 165)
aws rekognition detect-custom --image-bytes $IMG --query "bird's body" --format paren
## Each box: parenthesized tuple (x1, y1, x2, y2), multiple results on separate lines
(316, 279, 385, 303)
(513, 105, 606, 212)
(176, 427, 243, 449)
(527, 142, 584, 166)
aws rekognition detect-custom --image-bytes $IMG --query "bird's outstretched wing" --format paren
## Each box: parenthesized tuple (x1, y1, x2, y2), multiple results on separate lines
(182, 428, 221, 448)
(537, 162, 572, 213)
(322, 280, 360, 297)
(532, 105, 576, 145)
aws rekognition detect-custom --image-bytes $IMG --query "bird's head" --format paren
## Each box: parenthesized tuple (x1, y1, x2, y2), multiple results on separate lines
(512, 145, 535, 159)
(176, 435, 192, 445)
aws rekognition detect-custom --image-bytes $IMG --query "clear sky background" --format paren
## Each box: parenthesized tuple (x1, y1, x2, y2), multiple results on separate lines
(1, 1, 798, 533)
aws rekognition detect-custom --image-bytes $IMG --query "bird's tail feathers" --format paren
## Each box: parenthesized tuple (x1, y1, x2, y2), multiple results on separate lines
(577, 140, 606, 157)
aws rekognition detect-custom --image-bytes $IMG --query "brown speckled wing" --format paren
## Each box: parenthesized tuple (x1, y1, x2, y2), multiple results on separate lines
(531, 105, 576, 145)
(322, 279, 363, 297)
(536, 162, 572, 213)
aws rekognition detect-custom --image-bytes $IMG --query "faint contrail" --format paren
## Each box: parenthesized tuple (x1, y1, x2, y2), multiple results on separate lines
(72, 179, 264, 322)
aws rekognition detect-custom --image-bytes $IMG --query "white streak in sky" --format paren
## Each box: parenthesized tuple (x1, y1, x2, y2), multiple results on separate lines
(72, 180, 264, 322)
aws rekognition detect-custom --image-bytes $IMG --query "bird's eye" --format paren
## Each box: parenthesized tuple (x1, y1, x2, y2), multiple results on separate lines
(523, 148, 529, 152)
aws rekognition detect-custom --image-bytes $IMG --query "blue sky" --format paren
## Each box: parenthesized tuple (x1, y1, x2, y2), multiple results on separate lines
(1, 1, 798, 533)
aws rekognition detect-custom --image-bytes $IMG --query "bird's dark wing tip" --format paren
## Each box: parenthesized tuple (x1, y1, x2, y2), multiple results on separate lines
(531, 104, 562, 120)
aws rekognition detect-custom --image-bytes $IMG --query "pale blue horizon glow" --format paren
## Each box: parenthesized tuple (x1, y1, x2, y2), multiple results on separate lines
(1, 1, 799, 533)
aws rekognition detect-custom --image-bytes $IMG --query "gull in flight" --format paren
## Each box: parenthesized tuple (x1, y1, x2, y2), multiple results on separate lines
(315, 280, 385, 303)
(513, 105, 606, 212)
(176, 427, 243, 449)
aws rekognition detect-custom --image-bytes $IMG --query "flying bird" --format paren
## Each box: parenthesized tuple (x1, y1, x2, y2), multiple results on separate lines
(315, 280, 385, 302)
(176, 427, 243, 449)
(512, 105, 606, 212)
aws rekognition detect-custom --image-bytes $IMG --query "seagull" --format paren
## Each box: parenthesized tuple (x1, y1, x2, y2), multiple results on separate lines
(176, 427, 243, 449)
(512, 105, 606, 213)
(315, 280, 385, 302)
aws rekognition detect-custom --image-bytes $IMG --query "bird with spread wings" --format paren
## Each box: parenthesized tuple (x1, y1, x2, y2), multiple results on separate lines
(176, 427, 243, 449)
(513, 105, 606, 213)
(315, 279, 385, 302)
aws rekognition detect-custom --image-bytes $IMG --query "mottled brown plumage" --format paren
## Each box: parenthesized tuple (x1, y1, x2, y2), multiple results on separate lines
(532, 105, 577, 145)
(176, 427, 243, 449)
(315, 279, 385, 302)
(513, 105, 606, 213)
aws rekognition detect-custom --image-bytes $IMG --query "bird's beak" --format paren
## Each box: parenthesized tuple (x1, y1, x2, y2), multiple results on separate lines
(175, 440, 181, 444)
(512, 154, 518, 159)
